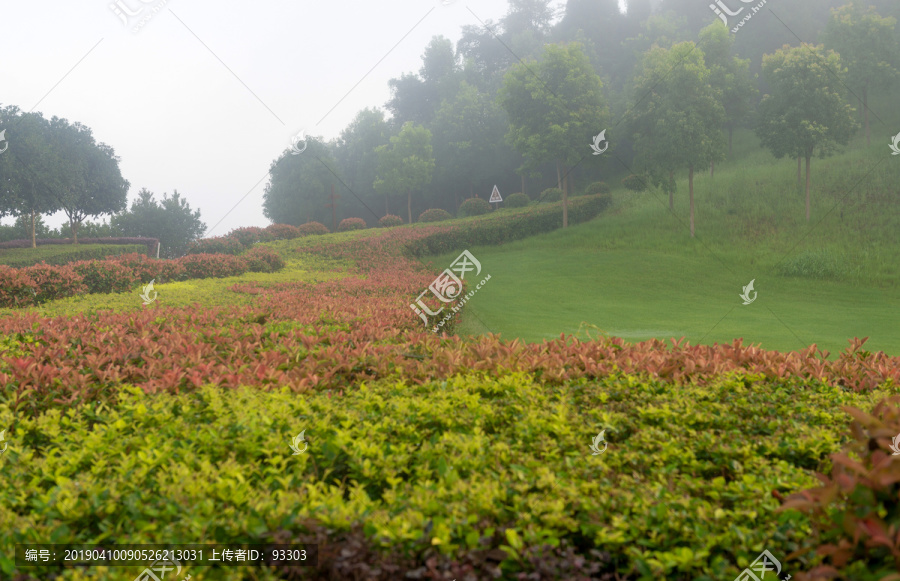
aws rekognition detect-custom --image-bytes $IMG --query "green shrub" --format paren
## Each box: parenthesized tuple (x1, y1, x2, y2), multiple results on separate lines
(178, 253, 249, 278)
(265, 223, 302, 240)
(505, 193, 530, 208)
(186, 236, 244, 256)
(71, 260, 139, 294)
(418, 208, 453, 223)
(298, 222, 330, 236)
(338, 217, 367, 232)
(539, 188, 563, 203)
(622, 174, 649, 192)
(227, 226, 274, 249)
(242, 246, 286, 273)
(585, 181, 610, 195)
(0, 244, 147, 268)
(379, 215, 404, 228)
(458, 198, 491, 218)
(776, 250, 846, 280)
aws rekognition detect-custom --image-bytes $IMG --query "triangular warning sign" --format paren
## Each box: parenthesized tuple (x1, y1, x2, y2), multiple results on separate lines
(489, 185, 502, 203)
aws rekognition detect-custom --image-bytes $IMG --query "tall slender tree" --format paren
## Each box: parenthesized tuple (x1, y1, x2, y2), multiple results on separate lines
(373, 122, 435, 224)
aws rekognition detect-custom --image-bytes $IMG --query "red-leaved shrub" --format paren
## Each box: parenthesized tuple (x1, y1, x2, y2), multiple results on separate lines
(243, 246, 286, 273)
(186, 236, 244, 255)
(72, 260, 139, 294)
(379, 215, 403, 228)
(265, 223, 302, 240)
(338, 217, 367, 232)
(179, 254, 249, 279)
(227, 226, 274, 249)
(298, 222, 329, 236)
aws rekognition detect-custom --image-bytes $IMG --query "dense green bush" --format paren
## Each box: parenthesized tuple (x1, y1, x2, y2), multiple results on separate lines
(458, 198, 491, 218)
(539, 188, 563, 203)
(338, 217, 367, 232)
(242, 246, 286, 273)
(505, 193, 530, 208)
(622, 174, 649, 192)
(379, 215, 404, 228)
(418, 208, 453, 223)
(177, 254, 249, 279)
(0, 244, 148, 268)
(298, 222, 330, 236)
(265, 223, 302, 240)
(585, 181, 610, 195)
(185, 236, 244, 255)
(227, 226, 274, 248)
(71, 260, 139, 294)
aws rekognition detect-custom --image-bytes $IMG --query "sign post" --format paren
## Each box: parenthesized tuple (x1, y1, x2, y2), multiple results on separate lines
(489, 185, 502, 210)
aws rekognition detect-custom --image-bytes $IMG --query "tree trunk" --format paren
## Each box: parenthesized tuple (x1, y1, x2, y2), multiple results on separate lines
(556, 161, 562, 191)
(521, 175, 525, 196)
(407, 189, 412, 225)
(689, 165, 695, 238)
(710, 160, 714, 177)
(863, 85, 870, 147)
(30, 209, 36, 249)
(805, 154, 812, 222)
(562, 162, 569, 228)
(728, 127, 733, 156)
(797, 155, 802, 191)
(668, 170, 674, 211)
(72, 220, 79, 244)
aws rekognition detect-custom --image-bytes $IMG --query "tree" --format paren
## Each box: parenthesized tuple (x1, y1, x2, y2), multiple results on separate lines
(334, 108, 390, 217)
(111, 188, 205, 258)
(755, 43, 858, 222)
(823, 2, 899, 146)
(627, 41, 727, 237)
(373, 122, 435, 224)
(263, 137, 343, 227)
(386, 36, 461, 128)
(0, 107, 64, 248)
(498, 42, 610, 228)
(46, 117, 129, 243)
(431, 82, 517, 209)
(699, 22, 758, 161)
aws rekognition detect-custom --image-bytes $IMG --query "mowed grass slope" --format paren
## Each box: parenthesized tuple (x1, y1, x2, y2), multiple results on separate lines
(438, 115, 900, 358)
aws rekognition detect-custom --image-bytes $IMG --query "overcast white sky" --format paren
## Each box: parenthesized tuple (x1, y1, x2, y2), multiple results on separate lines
(1, 0, 604, 236)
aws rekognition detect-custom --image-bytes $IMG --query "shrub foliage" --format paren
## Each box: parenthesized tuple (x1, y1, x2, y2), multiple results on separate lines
(338, 217, 367, 232)
(418, 208, 453, 223)
(458, 198, 491, 217)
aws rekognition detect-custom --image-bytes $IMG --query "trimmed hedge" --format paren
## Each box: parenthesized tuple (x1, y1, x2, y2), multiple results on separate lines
(418, 208, 453, 223)
(0, 244, 149, 268)
(585, 181, 610, 195)
(243, 246, 286, 273)
(539, 188, 563, 203)
(338, 217, 367, 232)
(458, 198, 491, 218)
(179, 253, 250, 279)
(71, 260, 139, 294)
(265, 223, 302, 240)
(185, 236, 244, 256)
(298, 222, 330, 236)
(505, 193, 530, 208)
(227, 226, 275, 249)
(379, 215, 404, 228)
(0, 237, 158, 255)
(622, 174, 649, 192)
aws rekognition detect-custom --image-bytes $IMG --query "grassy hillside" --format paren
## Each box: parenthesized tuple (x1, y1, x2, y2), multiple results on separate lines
(436, 113, 900, 358)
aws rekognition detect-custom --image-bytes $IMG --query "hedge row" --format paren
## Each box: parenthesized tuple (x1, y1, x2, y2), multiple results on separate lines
(0, 244, 149, 268)
(0, 236, 159, 255)
(0, 246, 286, 308)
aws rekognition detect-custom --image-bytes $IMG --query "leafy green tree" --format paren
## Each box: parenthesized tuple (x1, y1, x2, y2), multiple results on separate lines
(823, 2, 899, 146)
(334, 108, 390, 216)
(0, 107, 64, 247)
(386, 37, 461, 128)
(46, 117, 130, 243)
(498, 42, 609, 228)
(373, 122, 435, 224)
(627, 41, 727, 237)
(111, 188, 205, 258)
(699, 22, 758, 162)
(755, 43, 858, 221)
(263, 137, 342, 227)
(431, 82, 517, 209)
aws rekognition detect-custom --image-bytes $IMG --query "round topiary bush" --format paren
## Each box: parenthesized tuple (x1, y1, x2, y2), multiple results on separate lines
(622, 174, 649, 192)
(265, 223, 302, 240)
(297, 222, 329, 236)
(539, 188, 563, 203)
(418, 208, 453, 223)
(585, 181, 610, 196)
(338, 217, 367, 232)
(379, 214, 403, 228)
(505, 192, 530, 208)
(227, 226, 274, 249)
(458, 198, 491, 218)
